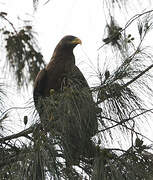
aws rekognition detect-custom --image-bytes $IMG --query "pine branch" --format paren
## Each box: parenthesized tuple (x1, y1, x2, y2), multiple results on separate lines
(0, 126, 34, 143)
(99, 108, 153, 132)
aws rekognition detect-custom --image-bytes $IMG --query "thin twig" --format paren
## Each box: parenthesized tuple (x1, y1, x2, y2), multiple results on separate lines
(123, 64, 153, 88)
(98, 108, 153, 133)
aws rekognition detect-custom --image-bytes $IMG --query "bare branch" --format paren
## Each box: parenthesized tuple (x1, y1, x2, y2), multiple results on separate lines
(0, 126, 34, 143)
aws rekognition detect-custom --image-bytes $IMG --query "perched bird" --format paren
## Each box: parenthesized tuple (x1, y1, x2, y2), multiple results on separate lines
(33, 35, 98, 164)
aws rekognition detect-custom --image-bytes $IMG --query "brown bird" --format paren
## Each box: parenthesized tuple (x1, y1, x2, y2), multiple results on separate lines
(34, 36, 87, 103)
(33, 35, 97, 165)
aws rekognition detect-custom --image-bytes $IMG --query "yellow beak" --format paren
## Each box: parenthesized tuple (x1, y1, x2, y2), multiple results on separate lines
(71, 37, 82, 45)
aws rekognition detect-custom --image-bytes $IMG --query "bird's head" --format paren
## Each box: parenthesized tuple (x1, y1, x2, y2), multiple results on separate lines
(58, 35, 82, 50)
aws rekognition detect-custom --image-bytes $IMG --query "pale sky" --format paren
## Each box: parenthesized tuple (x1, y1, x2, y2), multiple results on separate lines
(1, 0, 152, 72)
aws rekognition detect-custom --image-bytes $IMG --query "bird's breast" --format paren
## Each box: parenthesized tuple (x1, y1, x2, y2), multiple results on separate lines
(44, 59, 74, 95)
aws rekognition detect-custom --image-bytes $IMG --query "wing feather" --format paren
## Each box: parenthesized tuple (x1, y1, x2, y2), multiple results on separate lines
(33, 68, 47, 106)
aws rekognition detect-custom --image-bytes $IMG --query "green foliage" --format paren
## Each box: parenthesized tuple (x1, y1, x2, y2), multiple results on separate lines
(4, 27, 45, 87)
(93, 144, 153, 180)
(103, 17, 122, 48)
(36, 84, 98, 162)
(0, 11, 45, 87)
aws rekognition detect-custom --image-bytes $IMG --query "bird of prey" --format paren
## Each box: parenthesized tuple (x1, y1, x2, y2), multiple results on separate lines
(33, 35, 98, 164)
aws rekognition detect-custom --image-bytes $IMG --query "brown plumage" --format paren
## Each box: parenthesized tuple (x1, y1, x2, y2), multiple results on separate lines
(34, 36, 86, 99)
(33, 35, 97, 164)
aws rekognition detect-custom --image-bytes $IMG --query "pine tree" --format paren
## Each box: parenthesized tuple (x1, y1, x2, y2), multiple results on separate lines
(0, 1, 153, 179)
